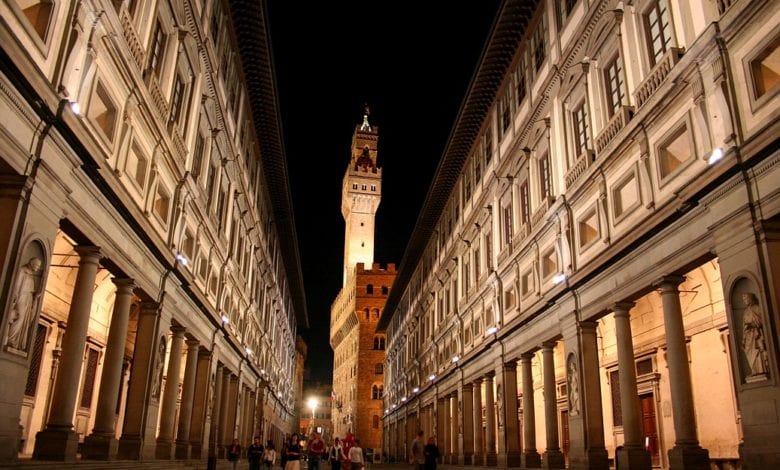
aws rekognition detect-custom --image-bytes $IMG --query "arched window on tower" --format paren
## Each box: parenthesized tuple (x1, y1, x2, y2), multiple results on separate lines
(373, 335, 385, 350)
(381, 285, 389, 295)
(366, 284, 374, 294)
(364, 308, 370, 321)
(371, 384, 383, 400)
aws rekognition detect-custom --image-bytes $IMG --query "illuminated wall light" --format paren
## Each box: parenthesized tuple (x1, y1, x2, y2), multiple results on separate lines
(708, 147, 724, 165)
(221, 314, 229, 325)
(245, 347, 253, 356)
(175, 253, 189, 266)
(401, 396, 407, 402)
(391, 404, 396, 409)
(552, 273, 567, 285)
(412, 387, 420, 393)
(70, 101, 81, 115)
(452, 355, 460, 363)
(486, 326, 498, 335)
(429, 374, 436, 381)
(385, 409, 389, 414)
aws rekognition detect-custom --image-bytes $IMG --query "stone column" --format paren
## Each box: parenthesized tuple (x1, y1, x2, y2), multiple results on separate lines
(442, 397, 451, 461)
(501, 361, 522, 467)
(226, 375, 239, 440)
(450, 393, 459, 464)
(521, 353, 541, 468)
(209, 363, 225, 457)
(33, 246, 101, 461)
(577, 321, 608, 469)
(473, 378, 484, 466)
(83, 278, 135, 459)
(461, 383, 474, 465)
(484, 374, 497, 465)
(541, 342, 564, 468)
(189, 349, 212, 459)
(175, 338, 200, 459)
(436, 396, 446, 463)
(613, 302, 651, 470)
(155, 326, 185, 459)
(117, 302, 161, 460)
(218, 369, 231, 456)
(656, 277, 710, 470)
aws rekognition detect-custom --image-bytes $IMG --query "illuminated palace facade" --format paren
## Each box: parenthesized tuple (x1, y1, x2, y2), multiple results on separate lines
(0, 0, 307, 463)
(380, 0, 780, 470)
(330, 115, 396, 453)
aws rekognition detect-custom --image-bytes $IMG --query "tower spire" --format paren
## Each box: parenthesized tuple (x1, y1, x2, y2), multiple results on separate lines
(360, 103, 371, 132)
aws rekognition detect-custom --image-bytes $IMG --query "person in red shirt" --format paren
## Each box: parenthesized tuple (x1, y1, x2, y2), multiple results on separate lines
(308, 431, 325, 470)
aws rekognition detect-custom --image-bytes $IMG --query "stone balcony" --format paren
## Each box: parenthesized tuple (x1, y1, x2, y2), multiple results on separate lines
(634, 47, 684, 109)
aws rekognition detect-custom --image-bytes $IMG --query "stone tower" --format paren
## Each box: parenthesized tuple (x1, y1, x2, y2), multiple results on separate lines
(341, 107, 382, 285)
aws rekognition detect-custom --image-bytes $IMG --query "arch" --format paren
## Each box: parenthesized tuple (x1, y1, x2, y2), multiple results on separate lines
(381, 285, 389, 295)
(366, 284, 374, 294)
(373, 335, 386, 350)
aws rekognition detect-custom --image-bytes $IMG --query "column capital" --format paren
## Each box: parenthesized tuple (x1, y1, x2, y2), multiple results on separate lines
(461, 382, 473, 392)
(484, 373, 495, 382)
(186, 338, 200, 348)
(654, 275, 686, 292)
(541, 341, 557, 351)
(520, 352, 534, 362)
(472, 377, 483, 386)
(612, 301, 635, 316)
(74, 245, 102, 263)
(198, 348, 212, 358)
(503, 360, 518, 370)
(578, 320, 599, 333)
(139, 301, 160, 316)
(112, 277, 136, 292)
(170, 325, 187, 336)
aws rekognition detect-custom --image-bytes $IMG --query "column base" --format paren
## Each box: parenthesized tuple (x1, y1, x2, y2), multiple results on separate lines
(155, 439, 174, 459)
(569, 447, 609, 470)
(617, 445, 651, 470)
(668, 444, 709, 470)
(175, 441, 191, 459)
(0, 421, 22, 462)
(218, 444, 227, 459)
(190, 442, 205, 459)
(505, 450, 522, 467)
(117, 435, 143, 460)
(82, 433, 118, 460)
(522, 450, 542, 468)
(485, 452, 498, 466)
(32, 427, 79, 461)
(543, 449, 566, 469)
(471, 452, 483, 465)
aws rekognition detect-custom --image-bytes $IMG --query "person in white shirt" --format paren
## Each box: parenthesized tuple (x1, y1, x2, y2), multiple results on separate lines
(329, 437, 345, 470)
(348, 439, 365, 469)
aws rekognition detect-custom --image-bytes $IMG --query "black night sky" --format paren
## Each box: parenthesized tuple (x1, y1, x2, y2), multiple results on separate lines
(266, 1, 502, 388)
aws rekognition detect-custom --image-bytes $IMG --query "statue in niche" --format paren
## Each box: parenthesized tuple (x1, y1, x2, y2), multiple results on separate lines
(151, 336, 166, 400)
(4, 257, 44, 352)
(741, 293, 769, 379)
(496, 383, 503, 428)
(567, 358, 580, 416)
(206, 372, 216, 418)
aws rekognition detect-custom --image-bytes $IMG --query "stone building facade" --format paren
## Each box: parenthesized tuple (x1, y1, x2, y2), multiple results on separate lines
(0, 0, 307, 463)
(379, 0, 780, 469)
(330, 114, 396, 453)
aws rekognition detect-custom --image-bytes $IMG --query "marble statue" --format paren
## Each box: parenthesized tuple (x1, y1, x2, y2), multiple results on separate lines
(742, 293, 769, 378)
(4, 257, 43, 352)
(568, 360, 580, 416)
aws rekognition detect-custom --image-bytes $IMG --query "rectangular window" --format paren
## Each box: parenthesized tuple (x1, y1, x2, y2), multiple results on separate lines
(502, 202, 514, 245)
(556, 0, 577, 28)
(484, 132, 493, 165)
(540, 154, 552, 199)
(210, 0, 222, 45)
(149, 21, 166, 77)
(474, 157, 481, 184)
(644, 0, 673, 66)
(658, 123, 692, 180)
(484, 232, 493, 270)
(169, 74, 185, 125)
(500, 87, 512, 134)
(205, 160, 217, 203)
(192, 131, 205, 178)
(751, 37, 780, 99)
(154, 184, 171, 224)
(515, 53, 527, 105)
(80, 348, 100, 408)
(89, 81, 118, 142)
(604, 54, 626, 117)
(572, 102, 590, 156)
(24, 324, 47, 397)
(463, 164, 472, 204)
(520, 181, 530, 225)
(532, 14, 547, 72)
(473, 246, 481, 281)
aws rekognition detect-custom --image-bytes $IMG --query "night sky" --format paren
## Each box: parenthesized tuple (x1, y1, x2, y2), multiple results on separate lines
(266, 1, 502, 388)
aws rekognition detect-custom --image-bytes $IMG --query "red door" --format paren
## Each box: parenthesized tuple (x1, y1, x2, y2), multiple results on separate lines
(639, 394, 660, 466)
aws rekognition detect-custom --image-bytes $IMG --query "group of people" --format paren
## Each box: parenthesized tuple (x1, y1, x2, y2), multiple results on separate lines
(226, 437, 277, 470)
(409, 430, 440, 470)
(225, 431, 366, 470)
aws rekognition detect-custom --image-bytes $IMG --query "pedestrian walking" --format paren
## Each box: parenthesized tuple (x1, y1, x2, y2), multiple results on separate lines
(263, 441, 277, 470)
(248, 436, 265, 470)
(329, 437, 345, 470)
(284, 433, 302, 470)
(348, 439, 365, 470)
(410, 430, 425, 470)
(423, 437, 440, 470)
(227, 438, 242, 470)
(308, 431, 325, 470)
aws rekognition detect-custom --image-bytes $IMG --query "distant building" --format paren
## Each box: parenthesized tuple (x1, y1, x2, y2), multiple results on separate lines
(299, 390, 334, 443)
(0, 0, 307, 463)
(330, 111, 396, 453)
(379, 0, 780, 469)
